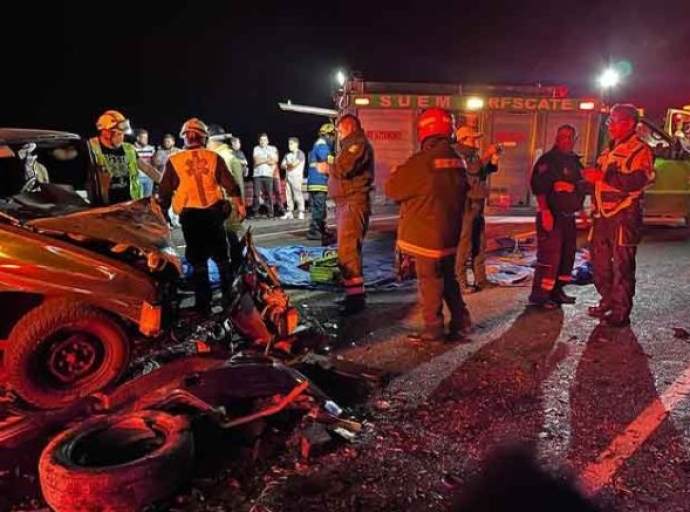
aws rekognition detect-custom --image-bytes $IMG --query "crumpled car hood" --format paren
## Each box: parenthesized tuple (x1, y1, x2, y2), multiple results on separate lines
(26, 199, 181, 274)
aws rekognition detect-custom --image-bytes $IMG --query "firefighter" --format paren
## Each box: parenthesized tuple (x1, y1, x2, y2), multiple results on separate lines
(87, 110, 160, 205)
(585, 103, 654, 327)
(528, 124, 586, 309)
(306, 123, 336, 242)
(386, 108, 471, 342)
(455, 123, 502, 293)
(207, 124, 246, 276)
(327, 114, 374, 315)
(157, 118, 245, 315)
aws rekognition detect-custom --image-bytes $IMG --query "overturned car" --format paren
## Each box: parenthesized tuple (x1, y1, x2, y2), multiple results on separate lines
(0, 128, 298, 410)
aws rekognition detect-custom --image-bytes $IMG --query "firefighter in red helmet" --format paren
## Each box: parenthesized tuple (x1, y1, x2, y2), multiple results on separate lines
(385, 108, 472, 342)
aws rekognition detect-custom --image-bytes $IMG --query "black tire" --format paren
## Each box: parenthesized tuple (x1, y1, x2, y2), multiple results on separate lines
(5, 300, 130, 409)
(39, 410, 194, 512)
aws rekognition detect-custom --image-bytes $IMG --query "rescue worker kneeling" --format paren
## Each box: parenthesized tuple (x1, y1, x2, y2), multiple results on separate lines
(158, 118, 245, 315)
(385, 108, 471, 342)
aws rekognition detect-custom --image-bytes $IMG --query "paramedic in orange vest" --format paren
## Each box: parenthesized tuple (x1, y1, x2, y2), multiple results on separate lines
(584, 103, 654, 328)
(157, 118, 245, 314)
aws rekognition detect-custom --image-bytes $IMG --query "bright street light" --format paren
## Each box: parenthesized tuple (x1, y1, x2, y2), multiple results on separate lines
(336, 70, 347, 87)
(598, 68, 620, 89)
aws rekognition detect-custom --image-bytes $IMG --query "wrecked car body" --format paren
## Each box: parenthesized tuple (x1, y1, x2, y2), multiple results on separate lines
(0, 128, 298, 410)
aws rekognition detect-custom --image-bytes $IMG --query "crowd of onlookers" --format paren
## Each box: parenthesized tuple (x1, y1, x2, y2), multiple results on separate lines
(130, 127, 313, 221)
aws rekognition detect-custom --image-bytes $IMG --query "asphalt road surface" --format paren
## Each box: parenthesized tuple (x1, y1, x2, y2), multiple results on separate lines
(227, 216, 690, 511)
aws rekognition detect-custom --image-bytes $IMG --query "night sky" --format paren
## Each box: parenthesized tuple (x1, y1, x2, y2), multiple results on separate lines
(3, 0, 690, 151)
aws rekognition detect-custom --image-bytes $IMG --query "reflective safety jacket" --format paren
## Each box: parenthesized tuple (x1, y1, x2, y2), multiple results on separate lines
(385, 137, 468, 259)
(88, 137, 142, 200)
(307, 136, 334, 192)
(328, 129, 374, 203)
(593, 132, 654, 219)
(163, 148, 238, 214)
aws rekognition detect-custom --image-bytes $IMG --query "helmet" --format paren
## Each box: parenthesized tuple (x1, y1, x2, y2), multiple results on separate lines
(319, 123, 336, 136)
(417, 108, 453, 143)
(207, 123, 231, 141)
(180, 118, 209, 138)
(96, 110, 131, 133)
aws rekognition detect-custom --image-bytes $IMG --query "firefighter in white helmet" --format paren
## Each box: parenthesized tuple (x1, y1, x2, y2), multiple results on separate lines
(87, 110, 161, 204)
(157, 118, 246, 314)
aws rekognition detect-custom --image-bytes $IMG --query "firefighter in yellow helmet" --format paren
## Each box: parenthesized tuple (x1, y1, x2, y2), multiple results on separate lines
(87, 110, 161, 204)
(157, 118, 245, 314)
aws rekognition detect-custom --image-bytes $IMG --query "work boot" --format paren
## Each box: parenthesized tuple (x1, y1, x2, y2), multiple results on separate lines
(587, 302, 612, 318)
(407, 328, 444, 343)
(339, 295, 366, 316)
(445, 330, 471, 343)
(599, 311, 630, 328)
(321, 230, 336, 247)
(528, 296, 560, 310)
(552, 285, 576, 304)
(449, 310, 473, 337)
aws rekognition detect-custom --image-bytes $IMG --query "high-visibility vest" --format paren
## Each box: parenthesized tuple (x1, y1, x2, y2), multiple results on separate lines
(88, 138, 142, 200)
(594, 135, 654, 218)
(168, 148, 224, 214)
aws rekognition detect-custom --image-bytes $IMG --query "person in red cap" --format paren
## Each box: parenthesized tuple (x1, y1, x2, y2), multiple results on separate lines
(386, 108, 471, 342)
(584, 103, 654, 327)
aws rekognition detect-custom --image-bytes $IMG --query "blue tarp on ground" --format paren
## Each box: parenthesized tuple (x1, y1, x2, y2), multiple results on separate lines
(181, 244, 592, 289)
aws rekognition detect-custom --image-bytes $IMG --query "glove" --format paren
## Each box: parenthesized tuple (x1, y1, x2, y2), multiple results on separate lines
(582, 168, 603, 184)
(541, 209, 554, 232)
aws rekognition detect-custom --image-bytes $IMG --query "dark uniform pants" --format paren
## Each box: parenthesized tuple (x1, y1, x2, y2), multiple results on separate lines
(530, 212, 577, 302)
(335, 200, 370, 297)
(252, 177, 274, 217)
(590, 212, 640, 321)
(457, 199, 487, 286)
(416, 255, 468, 336)
(308, 191, 327, 235)
(180, 202, 231, 313)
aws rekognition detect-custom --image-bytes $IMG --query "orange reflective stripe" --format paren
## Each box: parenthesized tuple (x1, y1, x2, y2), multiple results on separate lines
(433, 158, 463, 169)
(541, 278, 556, 291)
(397, 240, 455, 259)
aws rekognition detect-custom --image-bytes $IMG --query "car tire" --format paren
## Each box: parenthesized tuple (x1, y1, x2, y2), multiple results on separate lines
(5, 300, 130, 409)
(39, 410, 194, 512)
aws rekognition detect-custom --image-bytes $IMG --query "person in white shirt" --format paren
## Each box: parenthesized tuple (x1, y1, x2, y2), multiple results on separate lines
(279, 137, 306, 219)
(252, 133, 279, 218)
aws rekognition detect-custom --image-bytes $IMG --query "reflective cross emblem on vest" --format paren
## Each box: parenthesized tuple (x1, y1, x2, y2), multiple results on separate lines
(185, 152, 211, 205)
